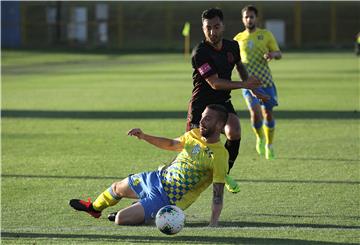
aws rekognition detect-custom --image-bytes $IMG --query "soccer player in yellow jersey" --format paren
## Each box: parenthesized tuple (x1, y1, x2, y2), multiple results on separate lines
(70, 104, 229, 227)
(234, 5, 282, 160)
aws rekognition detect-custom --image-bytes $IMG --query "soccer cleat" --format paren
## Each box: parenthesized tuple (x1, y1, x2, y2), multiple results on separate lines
(108, 212, 117, 222)
(256, 138, 265, 156)
(265, 145, 275, 160)
(69, 198, 101, 218)
(225, 175, 240, 194)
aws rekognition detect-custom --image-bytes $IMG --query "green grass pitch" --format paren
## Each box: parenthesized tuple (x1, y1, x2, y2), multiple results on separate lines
(1, 50, 359, 244)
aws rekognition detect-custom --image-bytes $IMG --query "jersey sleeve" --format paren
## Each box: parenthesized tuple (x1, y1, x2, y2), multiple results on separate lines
(267, 31, 280, 52)
(212, 150, 228, 183)
(178, 132, 188, 145)
(192, 47, 217, 78)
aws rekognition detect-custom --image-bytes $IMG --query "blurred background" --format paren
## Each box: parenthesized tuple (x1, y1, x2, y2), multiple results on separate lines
(2, 1, 360, 52)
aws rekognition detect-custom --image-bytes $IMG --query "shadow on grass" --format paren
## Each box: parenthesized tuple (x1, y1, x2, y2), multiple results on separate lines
(277, 157, 359, 163)
(186, 221, 360, 230)
(2, 109, 359, 119)
(2, 174, 359, 185)
(1, 232, 355, 245)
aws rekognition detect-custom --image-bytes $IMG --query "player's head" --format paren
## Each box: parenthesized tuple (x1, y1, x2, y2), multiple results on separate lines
(241, 5, 258, 31)
(201, 8, 224, 46)
(199, 104, 228, 138)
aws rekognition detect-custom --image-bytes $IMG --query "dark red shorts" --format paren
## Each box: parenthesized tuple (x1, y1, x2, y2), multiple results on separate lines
(186, 100, 237, 132)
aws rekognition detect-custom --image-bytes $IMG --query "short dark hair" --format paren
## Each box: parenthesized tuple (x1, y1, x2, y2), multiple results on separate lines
(206, 104, 228, 127)
(202, 8, 223, 22)
(241, 5, 258, 16)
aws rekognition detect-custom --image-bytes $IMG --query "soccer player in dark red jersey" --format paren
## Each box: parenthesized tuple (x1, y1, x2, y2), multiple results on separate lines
(186, 8, 262, 193)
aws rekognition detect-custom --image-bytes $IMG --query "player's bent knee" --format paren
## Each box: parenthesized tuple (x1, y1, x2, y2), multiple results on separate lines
(112, 179, 128, 197)
(224, 124, 241, 140)
(115, 203, 145, 225)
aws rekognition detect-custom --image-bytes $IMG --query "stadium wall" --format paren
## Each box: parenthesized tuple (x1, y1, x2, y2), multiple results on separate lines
(2, 1, 359, 51)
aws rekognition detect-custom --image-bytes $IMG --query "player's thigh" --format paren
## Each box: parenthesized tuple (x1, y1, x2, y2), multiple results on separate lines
(112, 178, 138, 199)
(115, 202, 145, 225)
(224, 113, 241, 140)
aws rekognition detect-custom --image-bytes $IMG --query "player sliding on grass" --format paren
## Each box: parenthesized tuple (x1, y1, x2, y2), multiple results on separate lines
(187, 8, 263, 194)
(70, 104, 230, 227)
(234, 5, 282, 160)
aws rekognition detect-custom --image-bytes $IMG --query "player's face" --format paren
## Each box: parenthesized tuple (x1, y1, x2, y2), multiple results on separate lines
(202, 17, 224, 46)
(242, 10, 257, 30)
(199, 108, 221, 138)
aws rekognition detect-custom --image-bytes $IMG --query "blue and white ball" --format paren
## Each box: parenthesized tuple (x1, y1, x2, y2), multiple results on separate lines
(155, 205, 185, 235)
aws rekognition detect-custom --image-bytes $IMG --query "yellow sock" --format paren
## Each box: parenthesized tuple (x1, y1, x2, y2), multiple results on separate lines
(263, 125, 275, 145)
(252, 126, 264, 140)
(92, 187, 121, 211)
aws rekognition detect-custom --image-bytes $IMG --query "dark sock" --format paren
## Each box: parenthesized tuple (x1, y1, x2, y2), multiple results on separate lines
(224, 139, 241, 173)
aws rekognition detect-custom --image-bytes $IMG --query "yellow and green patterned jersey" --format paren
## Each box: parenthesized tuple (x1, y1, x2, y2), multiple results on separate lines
(160, 128, 228, 210)
(234, 28, 280, 87)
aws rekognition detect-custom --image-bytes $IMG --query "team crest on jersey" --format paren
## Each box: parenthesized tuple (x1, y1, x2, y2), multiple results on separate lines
(227, 52, 234, 63)
(191, 144, 201, 156)
(257, 35, 264, 40)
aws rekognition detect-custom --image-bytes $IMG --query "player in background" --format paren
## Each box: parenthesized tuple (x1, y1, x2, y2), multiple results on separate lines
(70, 104, 229, 227)
(234, 5, 282, 160)
(187, 8, 262, 193)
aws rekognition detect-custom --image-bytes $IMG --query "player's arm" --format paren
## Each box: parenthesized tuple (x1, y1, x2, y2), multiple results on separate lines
(235, 60, 249, 82)
(264, 32, 282, 61)
(204, 74, 261, 91)
(209, 182, 224, 227)
(127, 128, 183, 152)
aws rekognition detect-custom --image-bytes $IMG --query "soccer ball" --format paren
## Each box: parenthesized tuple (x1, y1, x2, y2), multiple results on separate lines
(155, 205, 185, 235)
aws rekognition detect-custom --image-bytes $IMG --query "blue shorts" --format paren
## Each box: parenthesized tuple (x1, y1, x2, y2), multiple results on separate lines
(242, 85, 278, 111)
(128, 170, 170, 222)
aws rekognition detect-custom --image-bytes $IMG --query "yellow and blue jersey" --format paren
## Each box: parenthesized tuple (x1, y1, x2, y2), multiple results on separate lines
(234, 28, 280, 87)
(160, 128, 228, 210)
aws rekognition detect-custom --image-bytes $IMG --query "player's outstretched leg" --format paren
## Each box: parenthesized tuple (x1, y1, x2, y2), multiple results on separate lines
(70, 178, 134, 218)
(69, 198, 102, 218)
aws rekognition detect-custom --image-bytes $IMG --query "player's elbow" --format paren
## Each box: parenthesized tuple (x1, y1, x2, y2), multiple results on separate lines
(209, 82, 221, 90)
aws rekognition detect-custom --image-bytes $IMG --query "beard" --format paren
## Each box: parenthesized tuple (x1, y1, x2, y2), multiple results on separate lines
(210, 36, 220, 45)
(246, 23, 256, 30)
(200, 125, 214, 138)
(207, 33, 222, 47)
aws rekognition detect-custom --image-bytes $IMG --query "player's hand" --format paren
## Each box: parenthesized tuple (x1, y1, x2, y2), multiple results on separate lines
(264, 52, 273, 62)
(127, 128, 145, 140)
(242, 76, 262, 89)
(250, 89, 271, 102)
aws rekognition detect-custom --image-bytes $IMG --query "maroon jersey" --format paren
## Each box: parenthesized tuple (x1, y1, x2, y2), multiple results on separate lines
(190, 39, 241, 108)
